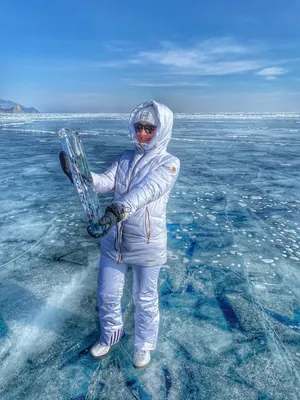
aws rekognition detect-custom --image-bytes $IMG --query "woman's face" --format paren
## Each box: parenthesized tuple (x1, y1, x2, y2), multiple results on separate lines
(135, 122, 157, 144)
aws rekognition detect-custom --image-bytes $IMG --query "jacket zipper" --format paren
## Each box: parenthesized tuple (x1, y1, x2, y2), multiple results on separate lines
(117, 152, 146, 264)
(117, 223, 123, 263)
(146, 206, 151, 244)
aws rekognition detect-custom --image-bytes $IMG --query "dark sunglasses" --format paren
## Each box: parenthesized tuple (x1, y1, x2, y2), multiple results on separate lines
(134, 122, 156, 134)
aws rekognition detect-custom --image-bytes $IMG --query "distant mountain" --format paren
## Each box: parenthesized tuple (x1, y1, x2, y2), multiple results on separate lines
(0, 99, 39, 114)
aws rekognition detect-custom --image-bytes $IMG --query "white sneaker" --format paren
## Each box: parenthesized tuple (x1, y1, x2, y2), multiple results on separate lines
(90, 342, 110, 359)
(133, 349, 151, 368)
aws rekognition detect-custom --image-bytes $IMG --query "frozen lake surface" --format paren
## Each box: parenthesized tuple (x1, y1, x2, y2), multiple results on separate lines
(1, 112, 300, 399)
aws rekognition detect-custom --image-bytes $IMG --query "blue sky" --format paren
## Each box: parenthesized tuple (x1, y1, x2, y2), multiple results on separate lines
(1, 0, 300, 112)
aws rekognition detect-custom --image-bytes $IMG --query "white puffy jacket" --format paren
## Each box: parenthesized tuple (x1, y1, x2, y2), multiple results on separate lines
(91, 100, 180, 267)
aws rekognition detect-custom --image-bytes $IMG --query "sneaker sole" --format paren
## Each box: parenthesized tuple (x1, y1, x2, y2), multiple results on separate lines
(90, 348, 110, 359)
(132, 358, 151, 369)
(133, 363, 149, 369)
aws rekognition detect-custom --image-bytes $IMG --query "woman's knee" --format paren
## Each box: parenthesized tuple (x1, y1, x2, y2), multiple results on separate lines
(133, 289, 158, 307)
(98, 289, 123, 306)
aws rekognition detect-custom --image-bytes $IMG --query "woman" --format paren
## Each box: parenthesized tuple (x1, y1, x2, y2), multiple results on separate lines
(60, 100, 180, 368)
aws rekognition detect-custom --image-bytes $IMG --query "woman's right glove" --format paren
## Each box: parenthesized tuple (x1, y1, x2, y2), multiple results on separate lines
(59, 151, 74, 183)
(87, 204, 127, 238)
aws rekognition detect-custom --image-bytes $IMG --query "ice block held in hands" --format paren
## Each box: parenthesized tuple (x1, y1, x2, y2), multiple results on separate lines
(58, 128, 107, 238)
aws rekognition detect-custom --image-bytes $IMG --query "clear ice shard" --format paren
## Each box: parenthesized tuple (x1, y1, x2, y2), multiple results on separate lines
(58, 128, 106, 237)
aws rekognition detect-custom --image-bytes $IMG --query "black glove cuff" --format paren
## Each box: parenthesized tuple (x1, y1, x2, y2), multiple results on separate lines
(106, 204, 127, 222)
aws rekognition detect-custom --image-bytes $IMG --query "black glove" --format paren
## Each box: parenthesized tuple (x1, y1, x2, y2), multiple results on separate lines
(59, 150, 73, 183)
(87, 204, 126, 238)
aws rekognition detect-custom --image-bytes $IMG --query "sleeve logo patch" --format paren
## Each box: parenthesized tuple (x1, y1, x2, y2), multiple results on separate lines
(171, 166, 177, 174)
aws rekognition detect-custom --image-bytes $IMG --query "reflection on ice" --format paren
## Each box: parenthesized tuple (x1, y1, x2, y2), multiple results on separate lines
(0, 113, 300, 399)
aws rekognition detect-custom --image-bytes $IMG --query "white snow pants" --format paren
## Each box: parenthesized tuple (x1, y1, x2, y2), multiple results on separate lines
(97, 255, 161, 350)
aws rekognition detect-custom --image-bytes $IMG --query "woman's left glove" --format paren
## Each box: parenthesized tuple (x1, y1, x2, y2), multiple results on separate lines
(87, 204, 126, 238)
(59, 151, 74, 183)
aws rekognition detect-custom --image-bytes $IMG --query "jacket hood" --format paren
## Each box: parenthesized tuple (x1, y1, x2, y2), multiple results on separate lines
(129, 100, 173, 154)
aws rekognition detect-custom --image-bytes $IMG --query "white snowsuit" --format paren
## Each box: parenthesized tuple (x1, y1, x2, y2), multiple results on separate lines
(91, 100, 180, 349)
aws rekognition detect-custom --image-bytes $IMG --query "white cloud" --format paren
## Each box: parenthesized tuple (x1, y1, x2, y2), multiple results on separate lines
(128, 81, 210, 87)
(256, 67, 288, 82)
(129, 38, 263, 76)
(103, 40, 132, 52)
(13, 39, 290, 82)
(256, 67, 286, 76)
